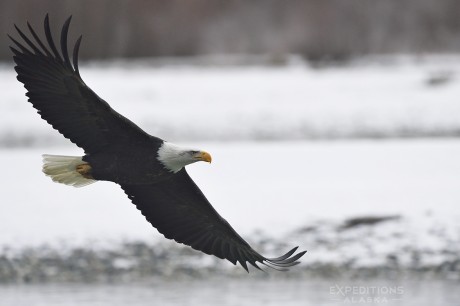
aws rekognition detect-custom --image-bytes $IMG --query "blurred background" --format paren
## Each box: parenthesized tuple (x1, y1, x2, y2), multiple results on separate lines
(1, 1, 460, 305)
(1, 0, 460, 59)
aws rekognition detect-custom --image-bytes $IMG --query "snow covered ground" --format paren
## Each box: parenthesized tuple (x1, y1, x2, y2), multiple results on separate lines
(1, 139, 459, 248)
(0, 139, 459, 280)
(1, 55, 460, 146)
(0, 57, 459, 281)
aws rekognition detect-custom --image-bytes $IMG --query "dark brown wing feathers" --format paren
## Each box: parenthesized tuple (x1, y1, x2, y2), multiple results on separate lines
(121, 170, 306, 272)
(9, 15, 155, 154)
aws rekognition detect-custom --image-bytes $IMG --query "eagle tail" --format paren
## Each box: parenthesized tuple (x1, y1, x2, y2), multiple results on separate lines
(42, 154, 96, 188)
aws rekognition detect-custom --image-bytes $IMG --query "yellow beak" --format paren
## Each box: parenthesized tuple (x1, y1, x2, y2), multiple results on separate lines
(197, 151, 212, 163)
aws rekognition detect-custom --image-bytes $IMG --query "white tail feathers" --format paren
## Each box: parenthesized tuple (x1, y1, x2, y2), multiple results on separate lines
(42, 154, 96, 188)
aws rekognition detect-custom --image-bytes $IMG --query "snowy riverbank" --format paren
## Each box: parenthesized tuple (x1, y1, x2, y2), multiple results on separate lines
(1, 56, 460, 146)
(1, 213, 459, 282)
(1, 57, 459, 283)
(1, 139, 459, 282)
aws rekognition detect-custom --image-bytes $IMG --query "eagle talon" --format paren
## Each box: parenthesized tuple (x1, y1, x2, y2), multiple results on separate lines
(76, 163, 93, 179)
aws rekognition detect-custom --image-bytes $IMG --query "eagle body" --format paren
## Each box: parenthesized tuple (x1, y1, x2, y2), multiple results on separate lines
(84, 140, 171, 184)
(9, 15, 306, 272)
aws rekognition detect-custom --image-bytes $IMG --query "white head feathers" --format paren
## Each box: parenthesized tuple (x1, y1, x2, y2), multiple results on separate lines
(157, 142, 211, 173)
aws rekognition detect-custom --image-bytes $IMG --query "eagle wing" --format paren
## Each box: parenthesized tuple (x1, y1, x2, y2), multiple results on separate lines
(121, 169, 306, 271)
(9, 15, 155, 154)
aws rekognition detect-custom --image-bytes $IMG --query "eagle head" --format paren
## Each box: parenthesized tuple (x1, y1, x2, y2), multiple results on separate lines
(157, 142, 212, 173)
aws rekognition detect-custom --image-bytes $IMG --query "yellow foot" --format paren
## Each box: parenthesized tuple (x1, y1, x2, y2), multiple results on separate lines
(76, 163, 93, 179)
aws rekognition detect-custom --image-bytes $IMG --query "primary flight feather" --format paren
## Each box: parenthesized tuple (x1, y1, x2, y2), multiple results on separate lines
(9, 15, 306, 272)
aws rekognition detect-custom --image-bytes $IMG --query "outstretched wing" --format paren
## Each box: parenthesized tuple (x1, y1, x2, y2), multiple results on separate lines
(121, 170, 306, 272)
(9, 15, 156, 154)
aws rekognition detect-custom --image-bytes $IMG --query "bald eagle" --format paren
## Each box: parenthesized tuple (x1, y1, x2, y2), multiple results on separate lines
(9, 15, 306, 272)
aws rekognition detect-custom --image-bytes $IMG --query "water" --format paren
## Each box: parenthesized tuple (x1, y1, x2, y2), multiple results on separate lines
(0, 278, 459, 306)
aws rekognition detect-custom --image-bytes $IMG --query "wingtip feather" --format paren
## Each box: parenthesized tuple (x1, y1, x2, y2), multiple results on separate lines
(60, 16, 73, 69)
(73, 35, 83, 77)
(44, 14, 63, 61)
(259, 247, 307, 271)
